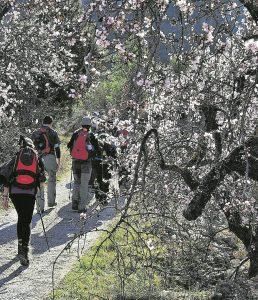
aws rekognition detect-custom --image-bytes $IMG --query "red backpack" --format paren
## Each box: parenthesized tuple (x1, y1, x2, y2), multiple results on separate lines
(39, 127, 51, 154)
(13, 147, 39, 189)
(71, 130, 89, 160)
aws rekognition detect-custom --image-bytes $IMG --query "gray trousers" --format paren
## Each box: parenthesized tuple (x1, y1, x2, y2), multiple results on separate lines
(72, 159, 92, 211)
(36, 154, 57, 211)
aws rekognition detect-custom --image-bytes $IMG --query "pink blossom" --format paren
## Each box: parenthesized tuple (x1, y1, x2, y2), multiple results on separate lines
(245, 39, 258, 53)
(202, 22, 209, 33)
(68, 38, 76, 46)
(106, 16, 115, 26)
(136, 79, 144, 86)
(136, 31, 146, 38)
(206, 31, 214, 42)
(79, 75, 88, 84)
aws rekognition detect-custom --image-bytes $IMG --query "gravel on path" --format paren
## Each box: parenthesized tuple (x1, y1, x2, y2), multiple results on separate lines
(0, 177, 121, 300)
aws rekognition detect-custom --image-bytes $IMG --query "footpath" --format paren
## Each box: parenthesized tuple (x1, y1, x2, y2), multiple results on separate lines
(0, 177, 119, 300)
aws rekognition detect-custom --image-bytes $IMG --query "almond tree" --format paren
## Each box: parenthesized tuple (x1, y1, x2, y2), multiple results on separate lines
(87, 0, 258, 281)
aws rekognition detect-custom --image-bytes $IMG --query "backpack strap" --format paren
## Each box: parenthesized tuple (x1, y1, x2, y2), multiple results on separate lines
(40, 127, 52, 154)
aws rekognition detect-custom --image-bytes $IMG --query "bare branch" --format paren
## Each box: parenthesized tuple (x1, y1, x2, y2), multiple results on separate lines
(239, 0, 258, 23)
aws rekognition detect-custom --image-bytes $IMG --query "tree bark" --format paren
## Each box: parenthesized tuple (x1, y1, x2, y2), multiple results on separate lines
(184, 137, 258, 220)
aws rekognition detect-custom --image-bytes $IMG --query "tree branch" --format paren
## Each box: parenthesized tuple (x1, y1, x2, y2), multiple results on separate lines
(183, 137, 258, 221)
(239, 0, 258, 23)
(0, 2, 11, 22)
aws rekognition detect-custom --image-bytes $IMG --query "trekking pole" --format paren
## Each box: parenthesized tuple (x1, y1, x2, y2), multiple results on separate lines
(36, 190, 50, 252)
(69, 166, 73, 201)
(38, 209, 50, 252)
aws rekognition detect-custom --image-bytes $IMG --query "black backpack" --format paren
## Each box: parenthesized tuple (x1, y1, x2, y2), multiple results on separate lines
(33, 127, 51, 154)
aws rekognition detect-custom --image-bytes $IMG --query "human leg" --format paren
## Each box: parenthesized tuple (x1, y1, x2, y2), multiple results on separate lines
(72, 160, 81, 210)
(36, 186, 45, 213)
(11, 195, 35, 266)
(42, 154, 57, 206)
(78, 161, 92, 212)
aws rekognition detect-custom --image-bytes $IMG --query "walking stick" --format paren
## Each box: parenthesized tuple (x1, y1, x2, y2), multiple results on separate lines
(36, 188, 50, 252)
(38, 209, 50, 252)
(69, 166, 73, 201)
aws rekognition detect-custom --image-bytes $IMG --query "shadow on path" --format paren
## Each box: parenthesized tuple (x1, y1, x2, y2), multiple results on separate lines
(0, 222, 17, 245)
(0, 257, 18, 276)
(0, 207, 56, 246)
(31, 196, 124, 255)
(0, 259, 28, 288)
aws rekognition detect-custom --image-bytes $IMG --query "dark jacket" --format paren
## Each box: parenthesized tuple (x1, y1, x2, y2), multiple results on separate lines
(31, 125, 61, 158)
(67, 129, 101, 159)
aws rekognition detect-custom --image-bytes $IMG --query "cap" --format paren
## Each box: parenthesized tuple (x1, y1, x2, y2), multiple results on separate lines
(81, 116, 92, 126)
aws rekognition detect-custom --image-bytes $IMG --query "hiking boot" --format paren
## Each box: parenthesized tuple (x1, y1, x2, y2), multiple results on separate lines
(72, 206, 78, 211)
(19, 245, 29, 266)
(48, 202, 57, 208)
(72, 202, 78, 211)
(37, 209, 44, 215)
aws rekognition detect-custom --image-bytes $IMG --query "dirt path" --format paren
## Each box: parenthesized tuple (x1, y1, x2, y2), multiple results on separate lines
(0, 177, 121, 300)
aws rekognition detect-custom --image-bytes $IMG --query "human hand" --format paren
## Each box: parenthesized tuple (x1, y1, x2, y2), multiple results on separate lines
(56, 160, 61, 172)
(40, 182, 45, 188)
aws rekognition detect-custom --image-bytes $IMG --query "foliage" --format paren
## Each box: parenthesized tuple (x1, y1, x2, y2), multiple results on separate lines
(51, 220, 219, 299)
(84, 69, 128, 111)
(1, 0, 258, 297)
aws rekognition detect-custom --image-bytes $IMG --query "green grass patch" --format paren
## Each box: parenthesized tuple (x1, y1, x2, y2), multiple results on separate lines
(49, 222, 213, 300)
(49, 208, 221, 299)
(51, 225, 164, 300)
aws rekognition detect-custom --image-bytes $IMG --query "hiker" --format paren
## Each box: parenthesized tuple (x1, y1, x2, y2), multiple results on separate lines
(93, 132, 117, 204)
(1, 136, 46, 266)
(31, 115, 61, 213)
(67, 116, 100, 213)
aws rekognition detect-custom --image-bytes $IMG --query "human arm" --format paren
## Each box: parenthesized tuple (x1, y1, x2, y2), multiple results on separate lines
(38, 157, 47, 185)
(67, 132, 77, 152)
(53, 131, 61, 170)
(2, 186, 9, 210)
(55, 146, 61, 171)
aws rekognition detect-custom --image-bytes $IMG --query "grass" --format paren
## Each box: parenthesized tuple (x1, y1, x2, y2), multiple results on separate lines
(49, 226, 161, 299)
(48, 223, 213, 300)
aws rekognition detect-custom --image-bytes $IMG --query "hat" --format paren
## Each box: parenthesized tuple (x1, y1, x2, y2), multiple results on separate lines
(81, 116, 92, 126)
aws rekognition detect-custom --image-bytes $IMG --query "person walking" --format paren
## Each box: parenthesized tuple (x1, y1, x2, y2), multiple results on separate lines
(31, 115, 61, 213)
(1, 136, 46, 266)
(67, 116, 100, 213)
(93, 132, 117, 205)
